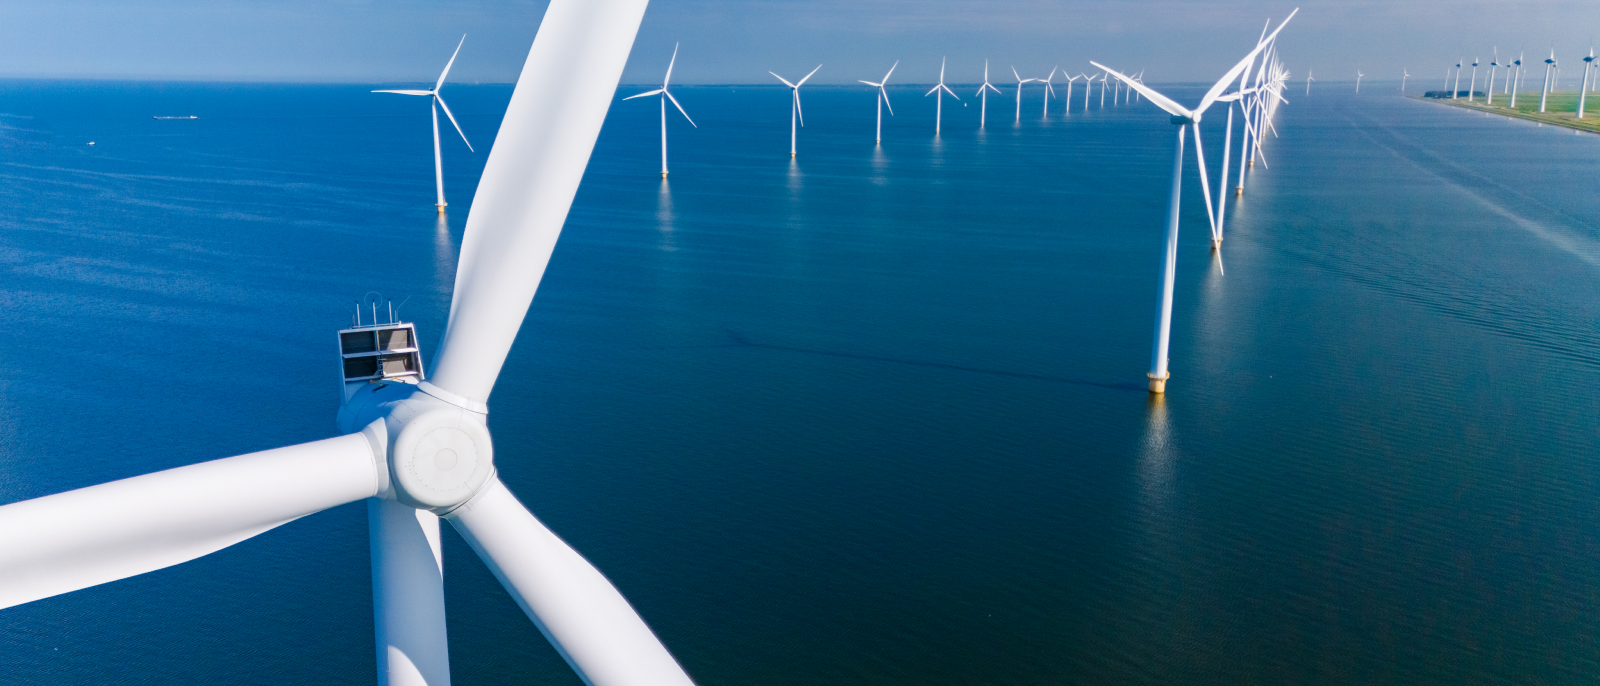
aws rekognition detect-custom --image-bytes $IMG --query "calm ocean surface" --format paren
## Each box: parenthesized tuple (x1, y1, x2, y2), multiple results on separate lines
(1, 78, 1598, 684)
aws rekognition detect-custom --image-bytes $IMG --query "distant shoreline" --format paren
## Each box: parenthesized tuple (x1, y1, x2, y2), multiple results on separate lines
(1415, 92, 1600, 134)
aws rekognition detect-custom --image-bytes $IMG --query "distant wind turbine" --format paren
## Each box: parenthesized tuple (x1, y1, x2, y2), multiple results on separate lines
(1081, 72, 1095, 112)
(1090, 7, 1296, 394)
(1510, 53, 1523, 107)
(925, 58, 960, 134)
(1041, 67, 1059, 117)
(373, 35, 474, 213)
(976, 61, 1002, 128)
(1540, 50, 1556, 112)
(858, 61, 898, 144)
(1063, 73, 1081, 114)
(1306, 67, 1314, 95)
(1402, 68, 1409, 93)
(1012, 67, 1037, 121)
(1469, 57, 1479, 101)
(1487, 52, 1499, 104)
(624, 43, 696, 179)
(1452, 59, 1462, 98)
(1356, 69, 1364, 93)
(770, 65, 822, 158)
(1580, 48, 1595, 119)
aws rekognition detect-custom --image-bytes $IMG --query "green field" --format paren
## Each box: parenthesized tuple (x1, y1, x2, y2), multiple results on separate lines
(1419, 91, 1600, 134)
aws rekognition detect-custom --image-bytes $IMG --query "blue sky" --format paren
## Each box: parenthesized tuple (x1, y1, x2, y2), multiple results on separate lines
(2, 1, 1596, 86)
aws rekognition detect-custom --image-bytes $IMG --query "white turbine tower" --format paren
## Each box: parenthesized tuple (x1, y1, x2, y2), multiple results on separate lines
(1305, 67, 1314, 95)
(1580, 48, 1596, 119)
(1041, 67, 1059, 117)
(1081, 72, 1095, 112)
(624, 43, 696, 179)
(0, 3, 700, 686)
(926, 58, 960, 134)
(1063, 73, 1081, 114)
(1511, 53, 1524, 107)
(1452, 59, 1462, 98)
(1091, 8, 1295, 394)
(1469, 57, 1480, 101)
(1540, 50, 1557, 112)
(976, 60, 1002, 128)
(859, 60, 898, 144)
(1012, 67, 1037, 121)
(1356, 69, 1364, 93)
(771, 65, 822, 158)
(1402, 68, 1409, 93)
(374, 36, 475, 213)
(1487, 52, 1499, 105)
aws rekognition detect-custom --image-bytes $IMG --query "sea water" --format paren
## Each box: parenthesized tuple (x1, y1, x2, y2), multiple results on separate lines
(1, 79, 1598, 684)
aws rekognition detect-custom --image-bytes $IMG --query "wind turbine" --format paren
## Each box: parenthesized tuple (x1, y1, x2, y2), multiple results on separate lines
(1081, 72, 1095, 112)
(1402, 68, 1409, 93)
(1091, 8, 1296, 394)
(1012, 67, 1037, 121)
(0, 3, 700, 686)
(373, 35, 474, 213)
(976, 60, 1002, 128)
(926, 58, 960, 134)
(1510, 52, 1523, 107)
(1469, 57, 1479, 101)
(1452, 58, 1462, 98)
(1101, 71, 1110, 106)
(1580, 48, 1595, 118)
(1063, 73, 1080, 114)
(1487, 52, 1499, 104)
(859, 60, 898, 144)
(624, 43, 696, 179)
(771, 65, 822, 158)
(1041, 67, 1059, 117)
(1356, 69, 1364, 93)
(1305, 67, 1314, 95)
(1540, 50, 1556, 112)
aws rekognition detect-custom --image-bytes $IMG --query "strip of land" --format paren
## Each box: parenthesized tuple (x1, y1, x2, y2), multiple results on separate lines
(1416, 91, 1600, 134)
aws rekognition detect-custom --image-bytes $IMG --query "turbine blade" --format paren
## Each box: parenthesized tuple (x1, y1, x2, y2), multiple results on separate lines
(797, 64, 822, 87)
(436, 35, 467, 92)
(0, 430, 382, 609)
(1191, 122, 1219, 237)
(925, 84, 941, 97)
(1091, 62, 1188, 117)
(858, 80, 881, 87)
(883, 60, 898, 83)
(429, 0, 650, 406)
(624, 89, 665, 99)
(770, 72, 797, 88)
(795, 90, 805, 126)
(942, 84, 961, 100)
(374, 90, 435, 95)
(1012, 66, 1022, 82)
(663, 42, 679, 87)
(447, 478, 694, 686)
(1197, 9, 1297, 115)
(434, 94, 475, 152)
(664, 90, 696, 127)
(882, 88, 894, 115)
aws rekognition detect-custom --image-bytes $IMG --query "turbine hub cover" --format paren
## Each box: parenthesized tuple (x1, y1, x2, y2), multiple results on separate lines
(389, 405, 495, 512)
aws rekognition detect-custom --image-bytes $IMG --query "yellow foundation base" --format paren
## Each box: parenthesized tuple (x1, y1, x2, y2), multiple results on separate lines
(436, 204, 447, 214)
(1148, 371, 1170, 394)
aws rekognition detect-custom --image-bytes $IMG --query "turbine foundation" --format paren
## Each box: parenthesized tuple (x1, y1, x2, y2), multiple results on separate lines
(436, 203, 447, 214)
(1147, 371, 1170, 394)
(1235, 187, 1243, 196)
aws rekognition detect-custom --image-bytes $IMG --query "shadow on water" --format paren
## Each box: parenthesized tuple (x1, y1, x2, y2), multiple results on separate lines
(698, 330, 1147, 393)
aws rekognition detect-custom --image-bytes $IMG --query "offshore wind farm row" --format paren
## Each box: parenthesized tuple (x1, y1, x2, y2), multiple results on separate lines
(380, 14, 1300, 397)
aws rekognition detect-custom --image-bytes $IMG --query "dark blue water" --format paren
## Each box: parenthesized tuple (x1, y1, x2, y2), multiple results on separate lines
(2, 78, 1598, 684)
